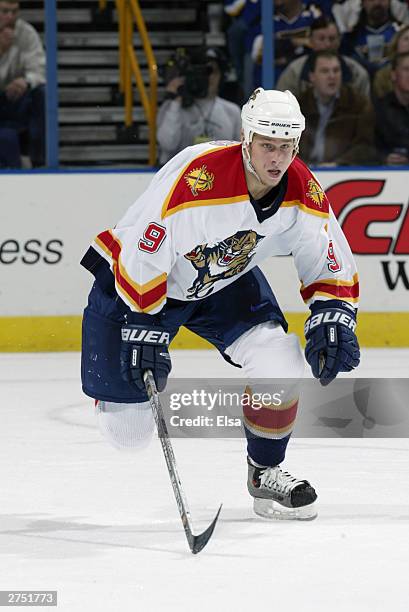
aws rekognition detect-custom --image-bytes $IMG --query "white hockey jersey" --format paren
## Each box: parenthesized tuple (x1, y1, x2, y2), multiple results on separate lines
(85, 142, 359, 314)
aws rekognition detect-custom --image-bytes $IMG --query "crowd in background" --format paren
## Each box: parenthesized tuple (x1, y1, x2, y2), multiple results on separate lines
(1, 0, 409, 169)
(158, 0, 409, 167)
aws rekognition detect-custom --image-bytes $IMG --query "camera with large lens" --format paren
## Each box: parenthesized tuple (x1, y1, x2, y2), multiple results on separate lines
(161, 47, 212, 108)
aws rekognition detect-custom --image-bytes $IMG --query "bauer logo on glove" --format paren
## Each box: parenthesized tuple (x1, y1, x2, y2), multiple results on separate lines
(121, 327, 170, 345)
(304, 310, 357, 335)
(120, 323, 172, 392)
(304, 300, 360, 386)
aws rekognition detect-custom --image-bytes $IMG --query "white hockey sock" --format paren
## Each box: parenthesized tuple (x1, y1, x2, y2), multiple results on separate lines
(96, 400, 154, 450)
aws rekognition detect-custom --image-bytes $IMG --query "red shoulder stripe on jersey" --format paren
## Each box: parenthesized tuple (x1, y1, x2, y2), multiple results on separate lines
(285, 158, 330, 216)
(161, 143, 248, 219)
(95, 230, 167, 312)
(300, 273, 360, 303)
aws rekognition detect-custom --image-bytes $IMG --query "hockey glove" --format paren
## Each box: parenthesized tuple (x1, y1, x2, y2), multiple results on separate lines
(304, 300, 360, 386)
(120, 315, 172, 393)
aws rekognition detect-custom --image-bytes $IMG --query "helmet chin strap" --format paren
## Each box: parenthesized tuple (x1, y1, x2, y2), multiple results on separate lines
(242, 140, 262, 183)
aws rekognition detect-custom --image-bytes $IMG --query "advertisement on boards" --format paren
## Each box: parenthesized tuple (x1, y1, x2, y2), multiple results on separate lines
(0, 169, 408, 317)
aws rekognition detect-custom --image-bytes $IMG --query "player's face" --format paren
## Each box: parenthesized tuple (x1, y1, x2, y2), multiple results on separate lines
(249, 135, 296, 186)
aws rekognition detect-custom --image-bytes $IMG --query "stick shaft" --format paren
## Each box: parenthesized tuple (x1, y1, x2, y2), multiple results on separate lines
(143, 370, 196, 548)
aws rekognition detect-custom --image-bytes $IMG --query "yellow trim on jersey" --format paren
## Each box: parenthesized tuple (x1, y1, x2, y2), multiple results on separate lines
(114, 282, 167, 313)
(95, 234, 167, 294)
(161, 145, 241, 219)
(121, 271, 167, 294)
(162, 194, 249, 218)
(300, 273, 359, 291)
(95, 235, 112, 258)
(281, 199, 329, 218)
(307, 291, 359, 303)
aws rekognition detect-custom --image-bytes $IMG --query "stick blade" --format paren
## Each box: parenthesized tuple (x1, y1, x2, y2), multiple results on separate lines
(190, 504, 222, 555)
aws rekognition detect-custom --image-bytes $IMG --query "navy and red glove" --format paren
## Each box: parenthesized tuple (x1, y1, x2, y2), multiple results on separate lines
(120, 314, 172, 392)
(304, 300, 360, 386)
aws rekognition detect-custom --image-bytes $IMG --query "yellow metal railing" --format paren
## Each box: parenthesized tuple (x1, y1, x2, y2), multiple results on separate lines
(116, 0, 158, 165)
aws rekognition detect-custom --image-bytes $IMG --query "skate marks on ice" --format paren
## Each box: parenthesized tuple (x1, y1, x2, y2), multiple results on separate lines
(0, 513, 220, 559)
(0, 511, 270, 560)
(1, 479, 409, 567)
(46, 402, 100, 432)
(309, 504, 409, 523)
(0, 510, 310, 562)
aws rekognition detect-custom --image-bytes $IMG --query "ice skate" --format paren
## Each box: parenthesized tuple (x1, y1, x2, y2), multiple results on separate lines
(247, 458, 317, 520)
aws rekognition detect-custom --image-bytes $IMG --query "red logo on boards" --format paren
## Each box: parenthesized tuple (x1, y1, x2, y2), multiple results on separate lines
(326, 179, 409, 255)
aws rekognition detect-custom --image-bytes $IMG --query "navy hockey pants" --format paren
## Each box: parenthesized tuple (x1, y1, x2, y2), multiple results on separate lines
(81, 267, 292, 465)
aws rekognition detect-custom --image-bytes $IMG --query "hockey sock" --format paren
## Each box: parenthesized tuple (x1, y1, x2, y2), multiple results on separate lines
(246, 430, 291, 467)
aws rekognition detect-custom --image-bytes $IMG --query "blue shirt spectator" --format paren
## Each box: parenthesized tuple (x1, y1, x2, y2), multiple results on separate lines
(251, 1, 322, 86)
(341, 0, 403, 76)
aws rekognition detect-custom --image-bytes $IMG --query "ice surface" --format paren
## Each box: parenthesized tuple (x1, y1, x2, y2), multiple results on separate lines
(0, 350, 408, 611)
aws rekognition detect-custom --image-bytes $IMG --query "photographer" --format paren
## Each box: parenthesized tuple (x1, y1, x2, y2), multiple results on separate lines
(157, 47, 241, 165)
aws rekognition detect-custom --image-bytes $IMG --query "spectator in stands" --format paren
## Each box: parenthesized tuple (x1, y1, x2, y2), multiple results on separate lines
(0, 24, 19, 167)
(277, 16, 370, 97)
(0, 125, 20, 167)
(299, 50, 378, 165)
(224, 0, 247, 83)
(0, 0, 46, 167)
(333, 0, 408, 33)
(157, 48, 241, 166)
(341, 0, 403, 77)
(251, 0, 322, 86)
(235, 0, 262, 101)
(373, 24, 409, 97)
(374, 51, 409, 164)
(311, 1, 335, 16)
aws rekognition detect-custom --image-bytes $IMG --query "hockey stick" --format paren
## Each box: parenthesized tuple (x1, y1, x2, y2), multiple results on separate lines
(143, 370, 222, 554)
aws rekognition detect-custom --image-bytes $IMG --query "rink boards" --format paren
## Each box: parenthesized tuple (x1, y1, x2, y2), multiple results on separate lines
(0, 167, 408, 350)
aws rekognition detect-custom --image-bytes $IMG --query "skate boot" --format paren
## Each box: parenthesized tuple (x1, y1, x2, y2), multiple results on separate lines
(247, 457, 317, 520)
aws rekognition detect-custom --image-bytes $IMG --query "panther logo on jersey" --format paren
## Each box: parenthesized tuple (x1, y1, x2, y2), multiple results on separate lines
(306, 178, 325, 208)
(184, 230, 264, 298)
(184, 164, 215, 196)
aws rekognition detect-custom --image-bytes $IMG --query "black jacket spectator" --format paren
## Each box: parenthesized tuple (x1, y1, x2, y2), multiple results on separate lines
(299, 51, 378, 165)
(374, 51, 409, 164)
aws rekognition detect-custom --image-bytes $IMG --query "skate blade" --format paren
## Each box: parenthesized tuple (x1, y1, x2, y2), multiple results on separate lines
(253, 497, 317, 521)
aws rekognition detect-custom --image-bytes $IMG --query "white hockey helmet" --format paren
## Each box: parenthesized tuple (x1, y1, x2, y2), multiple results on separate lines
(241, 88, 305, 147)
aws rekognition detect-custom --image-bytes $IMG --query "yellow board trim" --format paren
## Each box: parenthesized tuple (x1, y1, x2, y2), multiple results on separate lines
(0, 313, 408, 351)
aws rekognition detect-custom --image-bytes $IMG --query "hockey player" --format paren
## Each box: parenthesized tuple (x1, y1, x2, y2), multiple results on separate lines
(81, 88, 360, 520)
